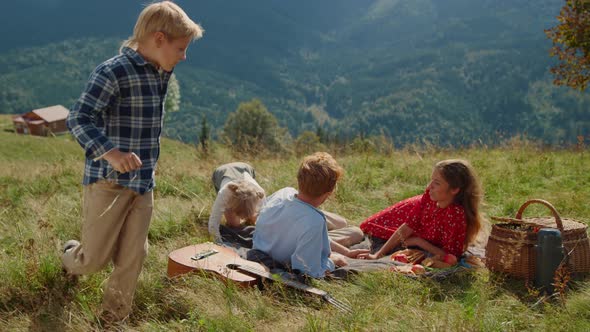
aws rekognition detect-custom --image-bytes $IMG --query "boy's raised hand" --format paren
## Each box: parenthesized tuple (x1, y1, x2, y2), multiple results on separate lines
(104, 148, 142, 173)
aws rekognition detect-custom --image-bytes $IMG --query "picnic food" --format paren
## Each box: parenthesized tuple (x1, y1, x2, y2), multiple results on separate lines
(392, 254, 409, 263)
(391, 249, 425, 264)
(443, 254, 458, 265)
(422, 257, 452, 269)
(411, 264, 426, 274)
(390, 264, 426, 275)
(464, 255, 485, 268)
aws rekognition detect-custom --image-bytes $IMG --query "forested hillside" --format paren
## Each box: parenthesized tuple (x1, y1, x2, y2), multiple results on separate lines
(1, 0, 588, 145)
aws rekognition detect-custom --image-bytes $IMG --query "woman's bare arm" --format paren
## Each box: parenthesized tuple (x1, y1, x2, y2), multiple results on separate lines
(359, 223, 414, 259)
(403, 237, 446, 257)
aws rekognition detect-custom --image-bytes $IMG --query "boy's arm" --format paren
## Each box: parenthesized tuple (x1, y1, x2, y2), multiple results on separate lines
(330, 239, 369, 259)
(67, 68, 142, 173)
(67, 68, 117, 160)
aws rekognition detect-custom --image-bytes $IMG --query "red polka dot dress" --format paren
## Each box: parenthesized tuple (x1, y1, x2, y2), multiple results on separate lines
(359, 189, 467, 257)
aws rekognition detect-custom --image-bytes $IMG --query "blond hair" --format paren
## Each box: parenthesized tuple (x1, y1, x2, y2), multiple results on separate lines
(121, 1, 204, 52)
(225, 181, 265, 222)
(434, 159, 485, 246)
(297, 152, 343, 198)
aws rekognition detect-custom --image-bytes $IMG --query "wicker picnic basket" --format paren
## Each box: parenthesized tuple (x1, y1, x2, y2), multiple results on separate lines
(485, 199, 590, 280)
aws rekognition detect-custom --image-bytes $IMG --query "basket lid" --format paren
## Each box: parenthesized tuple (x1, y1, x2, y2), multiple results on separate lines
(491, 216, 587, 232)
(522, 217, 587, 232)
(492, 199, 589, 233)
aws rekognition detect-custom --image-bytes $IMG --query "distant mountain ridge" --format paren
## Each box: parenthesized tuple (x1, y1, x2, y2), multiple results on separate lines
(1, 0, 589, 145)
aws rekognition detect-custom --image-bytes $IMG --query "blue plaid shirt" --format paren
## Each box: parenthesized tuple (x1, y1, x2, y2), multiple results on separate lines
(67, 47, 172, 194)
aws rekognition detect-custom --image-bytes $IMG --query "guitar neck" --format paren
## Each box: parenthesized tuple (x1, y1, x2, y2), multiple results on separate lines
(230, 264, 327, 297)
(231, 263, 353, 314)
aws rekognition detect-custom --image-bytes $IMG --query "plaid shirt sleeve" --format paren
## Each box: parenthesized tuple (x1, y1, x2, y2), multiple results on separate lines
(67, 65, 118, 160)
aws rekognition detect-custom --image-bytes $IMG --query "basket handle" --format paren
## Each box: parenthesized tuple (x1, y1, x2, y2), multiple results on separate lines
(515, 199, 564, 232)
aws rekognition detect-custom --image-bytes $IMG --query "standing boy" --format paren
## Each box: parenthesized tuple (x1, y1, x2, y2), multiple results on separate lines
(252, 152, 348, 278)
(63, 1, 203, 321)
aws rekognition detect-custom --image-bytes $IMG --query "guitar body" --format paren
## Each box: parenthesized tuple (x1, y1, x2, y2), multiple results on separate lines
(167, 243, 266, 287)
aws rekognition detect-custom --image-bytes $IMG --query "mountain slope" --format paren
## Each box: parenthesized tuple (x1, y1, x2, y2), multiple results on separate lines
(1, 0, 588, 145)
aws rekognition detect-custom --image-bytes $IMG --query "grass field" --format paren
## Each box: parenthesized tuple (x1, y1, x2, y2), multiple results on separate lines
(0, 115, 589, 331)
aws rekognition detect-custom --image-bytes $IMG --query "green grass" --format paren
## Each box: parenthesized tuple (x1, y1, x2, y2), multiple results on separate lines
(0, 115, 589, 331)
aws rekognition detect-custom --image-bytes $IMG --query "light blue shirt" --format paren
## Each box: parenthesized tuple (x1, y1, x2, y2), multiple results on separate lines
(253, 187, 335, 278)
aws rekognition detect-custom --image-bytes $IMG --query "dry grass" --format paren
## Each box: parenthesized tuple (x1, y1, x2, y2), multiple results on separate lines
(0, 115, 589, 331)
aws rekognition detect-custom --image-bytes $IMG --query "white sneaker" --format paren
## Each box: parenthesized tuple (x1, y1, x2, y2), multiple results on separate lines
(62, 239, 80, 254)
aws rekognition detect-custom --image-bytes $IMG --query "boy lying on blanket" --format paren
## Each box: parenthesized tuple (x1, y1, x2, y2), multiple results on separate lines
(250, 152, 365, 279)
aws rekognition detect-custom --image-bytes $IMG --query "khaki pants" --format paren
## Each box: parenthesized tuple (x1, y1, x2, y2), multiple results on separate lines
(329, 227, 364, 247)
(62, 181, 153, 320)
(324, 211, 364, 247)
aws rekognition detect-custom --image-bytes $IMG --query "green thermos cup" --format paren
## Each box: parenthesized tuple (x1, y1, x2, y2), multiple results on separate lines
(534, 228, 565, 294)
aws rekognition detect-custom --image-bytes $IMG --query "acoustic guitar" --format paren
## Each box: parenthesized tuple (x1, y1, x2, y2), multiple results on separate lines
(167, 242, 267, 287)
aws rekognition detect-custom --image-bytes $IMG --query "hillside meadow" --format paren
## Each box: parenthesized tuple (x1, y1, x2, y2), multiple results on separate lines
(0, 115, 589, 331)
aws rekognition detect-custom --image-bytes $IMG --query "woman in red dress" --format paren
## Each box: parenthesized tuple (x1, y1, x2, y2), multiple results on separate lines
(359, 159, 484, 259)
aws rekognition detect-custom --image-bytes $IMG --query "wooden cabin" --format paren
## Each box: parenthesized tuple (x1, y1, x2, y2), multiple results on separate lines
(12, 105, 69, 136)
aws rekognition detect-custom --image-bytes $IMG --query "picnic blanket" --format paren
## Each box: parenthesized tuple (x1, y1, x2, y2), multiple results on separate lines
(219, 225, 483, 281)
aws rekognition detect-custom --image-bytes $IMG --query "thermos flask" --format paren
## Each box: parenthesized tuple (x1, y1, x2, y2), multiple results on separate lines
(534, 228, 565, 294)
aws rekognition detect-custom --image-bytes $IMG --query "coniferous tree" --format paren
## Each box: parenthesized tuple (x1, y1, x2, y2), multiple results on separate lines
(165, 74, 181, 113)
(199, 116, 210, 153)
(315, 125, 326, 143)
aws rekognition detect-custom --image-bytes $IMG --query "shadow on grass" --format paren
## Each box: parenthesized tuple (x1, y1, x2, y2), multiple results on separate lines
(420, 268, 481, 303)
(130, 275, 194, 324)
(487, 270, 590, 308)
(0, 270, 78, 331)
